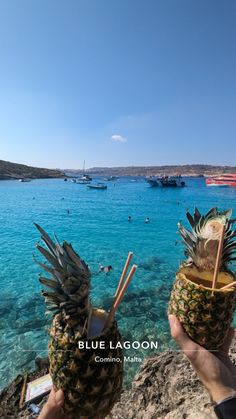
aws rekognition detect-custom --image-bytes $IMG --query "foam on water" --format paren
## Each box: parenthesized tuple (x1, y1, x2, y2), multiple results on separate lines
(0, 177, 236, 389)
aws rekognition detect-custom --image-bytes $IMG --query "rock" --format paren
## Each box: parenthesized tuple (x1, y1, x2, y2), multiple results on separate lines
(35, 357, 49, 371)
(109, 339, 236, 419)
(1, 340, 236, 418)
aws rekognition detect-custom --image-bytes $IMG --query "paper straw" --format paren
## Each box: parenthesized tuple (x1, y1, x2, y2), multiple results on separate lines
(212, 224, 226, 290)
(105, 264, 137, 328)
(114, 252, 133, 298)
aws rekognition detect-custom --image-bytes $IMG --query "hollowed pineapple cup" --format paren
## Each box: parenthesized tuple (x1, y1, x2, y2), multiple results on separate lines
(49, 308, 123, 419)
(168, 267, 236, 350)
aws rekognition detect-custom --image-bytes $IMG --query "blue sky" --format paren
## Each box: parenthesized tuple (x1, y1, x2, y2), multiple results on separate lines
(0, 0, 235, 169)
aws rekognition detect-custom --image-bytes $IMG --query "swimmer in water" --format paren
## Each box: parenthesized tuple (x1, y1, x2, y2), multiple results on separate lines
(145, 217, 150, 223)
(99, 264, 113, 274)
(128, 216, 132, 222)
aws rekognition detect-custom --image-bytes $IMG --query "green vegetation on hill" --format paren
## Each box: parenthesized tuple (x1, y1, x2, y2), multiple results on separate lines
(0, 160, 65, 180)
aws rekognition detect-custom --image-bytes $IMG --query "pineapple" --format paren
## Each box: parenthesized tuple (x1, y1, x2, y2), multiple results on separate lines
(169, 207, 236, 350)
(35, 224, 123, 419)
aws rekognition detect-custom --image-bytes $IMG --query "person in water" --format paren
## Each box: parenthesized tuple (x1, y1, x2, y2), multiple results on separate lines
(99, 264, 113, 274)
(145, 217, 150, 223)
(128, 216, 132, 222)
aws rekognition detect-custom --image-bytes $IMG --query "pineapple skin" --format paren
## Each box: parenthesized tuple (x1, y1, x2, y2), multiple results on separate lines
(49, 313, 123, 419)
(169, 269, 236, 350)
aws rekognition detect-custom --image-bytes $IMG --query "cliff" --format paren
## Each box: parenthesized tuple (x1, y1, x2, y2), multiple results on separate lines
(0, 160, 65, 180)
(2, 339, 236, 419)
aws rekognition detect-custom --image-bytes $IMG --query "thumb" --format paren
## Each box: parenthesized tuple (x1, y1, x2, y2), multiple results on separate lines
(39, 388, 64, 419)
(168, 314, 203, 360)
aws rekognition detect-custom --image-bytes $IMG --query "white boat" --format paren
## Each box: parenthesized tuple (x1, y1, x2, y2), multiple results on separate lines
(104, 176, 118, 181)
(87, 183, 107, 190)
(77, 179, 91, 184)
(19, 178, 31, 182)
(78, 161, 92, 182)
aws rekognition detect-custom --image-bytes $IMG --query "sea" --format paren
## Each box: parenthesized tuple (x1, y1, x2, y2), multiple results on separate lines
(0, 176, 236, 390)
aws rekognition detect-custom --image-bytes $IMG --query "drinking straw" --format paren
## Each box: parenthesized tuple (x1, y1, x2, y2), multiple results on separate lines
(105, 264, 137, 328)
(114, 252, 133, 298)
(221, 281, 236, 291)
(212, 224, 226, 290)
(19, 373, 28, 409)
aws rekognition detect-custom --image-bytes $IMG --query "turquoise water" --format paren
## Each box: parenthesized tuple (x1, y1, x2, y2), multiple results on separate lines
(0, 177, 236, 390)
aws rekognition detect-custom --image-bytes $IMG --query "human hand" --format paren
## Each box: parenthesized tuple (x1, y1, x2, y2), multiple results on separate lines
(168, 314, 236, 403)
(38, 388, 65, 419)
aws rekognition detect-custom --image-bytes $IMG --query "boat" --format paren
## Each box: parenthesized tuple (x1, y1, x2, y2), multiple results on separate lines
(159, 176, 185, 187)
(80, 174, 92, 181)
(87, 183, 107, 190)
(78, 160, 92, 182)
(146, 176, 185, 187)
(205, 174, 236, 187)
(77, 179, 91, 184)
(19, 178, 31, 182)
(104, 176, 118, 181)
(146, 177, 161, 187)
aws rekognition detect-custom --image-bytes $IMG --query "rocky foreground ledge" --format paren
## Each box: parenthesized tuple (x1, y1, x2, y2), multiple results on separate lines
(1, 341, 236, 419)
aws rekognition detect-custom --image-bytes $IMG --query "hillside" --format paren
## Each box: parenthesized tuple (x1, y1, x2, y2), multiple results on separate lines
(67, 164, 236, 177)
(0, 160, 65, 180)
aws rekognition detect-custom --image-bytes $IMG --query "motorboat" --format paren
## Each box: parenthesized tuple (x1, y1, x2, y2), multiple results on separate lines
(146, 176, 185, 187)
(159, 176, 185, 187)
(104, 176, 118, 181)
(87, 183, 107, 190)
(77, 179, 91, 184)
(146, 177, 161, 187)
(205, 174, 236, 187)
(19, 178, 31, 182)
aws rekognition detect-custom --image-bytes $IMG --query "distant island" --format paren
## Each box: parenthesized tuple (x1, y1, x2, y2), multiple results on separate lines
(67, 164, 236, 177)
(1, 160, 236, 180)
(0, 159, 65, 180)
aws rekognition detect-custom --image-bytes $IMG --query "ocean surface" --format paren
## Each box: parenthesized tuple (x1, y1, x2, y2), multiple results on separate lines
(0, 176, 236, 390)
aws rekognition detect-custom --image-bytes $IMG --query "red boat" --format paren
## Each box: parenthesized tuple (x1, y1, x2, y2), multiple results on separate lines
(205, 173, 236, 187)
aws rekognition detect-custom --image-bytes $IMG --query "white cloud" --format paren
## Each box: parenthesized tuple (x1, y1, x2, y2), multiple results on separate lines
(111, 134, 127, 143)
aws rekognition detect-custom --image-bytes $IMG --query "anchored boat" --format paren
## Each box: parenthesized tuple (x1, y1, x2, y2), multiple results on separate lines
(87, 183, 107, 190)
(146, 176, 185, 187)
(160, 176, 185, 187)
(205, 174, 236, 187)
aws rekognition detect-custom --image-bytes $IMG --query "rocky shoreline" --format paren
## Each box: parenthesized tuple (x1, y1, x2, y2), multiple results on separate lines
(2, 339, 236, 419)
(0, 159, 65, 180)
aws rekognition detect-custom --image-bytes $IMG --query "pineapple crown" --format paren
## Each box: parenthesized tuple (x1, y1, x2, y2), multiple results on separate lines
(178, 207, 236, 271)
(34, 223, 91, 333)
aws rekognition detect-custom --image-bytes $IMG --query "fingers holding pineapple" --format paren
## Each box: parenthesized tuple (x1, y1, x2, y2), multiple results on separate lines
(169, 207, 236, 350)
(38, 388, 66, 419)
(168, 314, 203, 361)
(169, 315, 236, 404)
